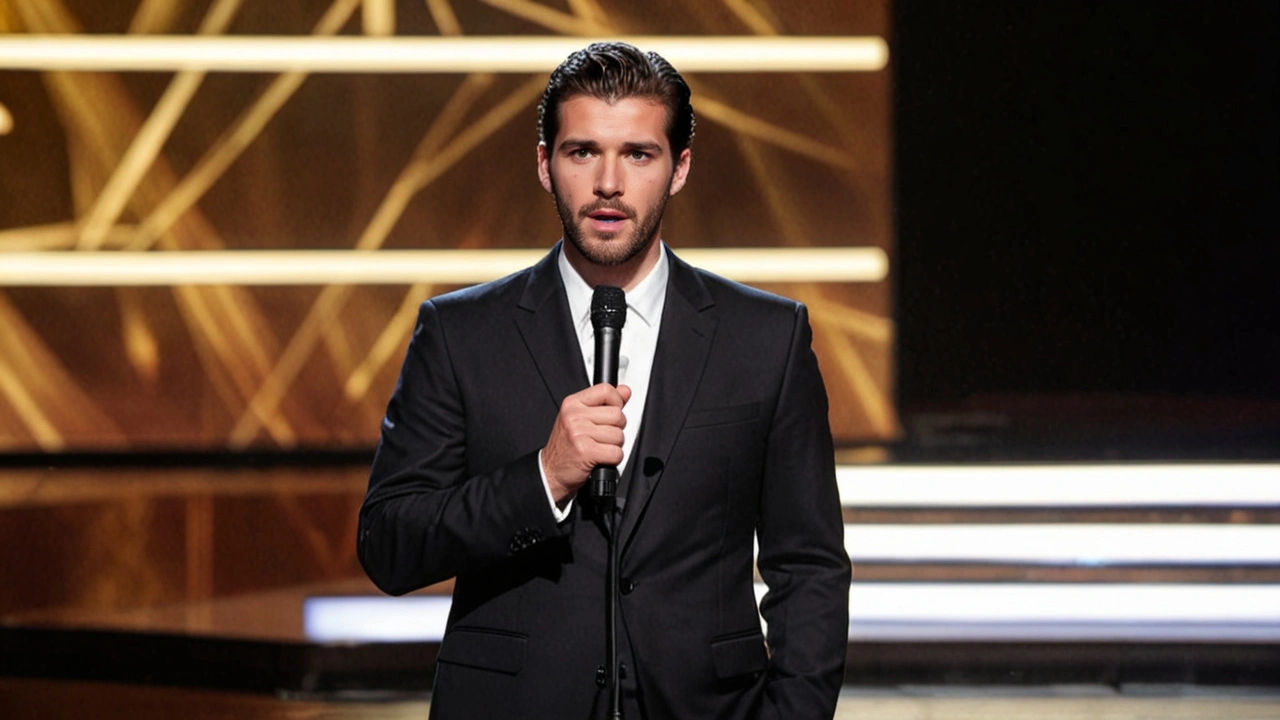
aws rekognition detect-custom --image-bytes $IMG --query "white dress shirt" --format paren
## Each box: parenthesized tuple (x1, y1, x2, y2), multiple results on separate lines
(539, 243, 669, 521)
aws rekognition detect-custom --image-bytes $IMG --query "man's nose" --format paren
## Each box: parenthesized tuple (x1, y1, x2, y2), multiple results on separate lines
(594, 155, 622, 198)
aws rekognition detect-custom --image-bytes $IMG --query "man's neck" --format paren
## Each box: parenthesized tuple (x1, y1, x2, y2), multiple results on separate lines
(562, 237, 663, 291)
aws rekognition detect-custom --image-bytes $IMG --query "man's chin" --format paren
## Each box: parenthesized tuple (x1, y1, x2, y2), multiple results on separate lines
(571, 241, 637, 267)
(577, 234, 622, 252)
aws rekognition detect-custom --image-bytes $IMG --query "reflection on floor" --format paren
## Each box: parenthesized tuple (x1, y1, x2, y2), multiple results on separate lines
(4, 679, 1280, 720)
(3, 464, 1278, 712)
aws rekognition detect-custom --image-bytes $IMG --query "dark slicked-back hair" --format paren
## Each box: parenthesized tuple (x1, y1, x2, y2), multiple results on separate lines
(538, 42, 696, 156)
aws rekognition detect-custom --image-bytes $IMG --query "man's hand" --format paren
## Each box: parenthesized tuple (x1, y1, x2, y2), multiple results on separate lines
(542, 383, 632, 504)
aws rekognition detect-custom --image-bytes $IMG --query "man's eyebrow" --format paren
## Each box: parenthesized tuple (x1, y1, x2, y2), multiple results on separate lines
(556, 138, 666, 155)
(557, 138, 598, 151)
(623, 141, 665, 155)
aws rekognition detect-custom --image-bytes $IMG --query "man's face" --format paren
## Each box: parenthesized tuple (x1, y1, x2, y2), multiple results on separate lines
(538, 95, 691, 268)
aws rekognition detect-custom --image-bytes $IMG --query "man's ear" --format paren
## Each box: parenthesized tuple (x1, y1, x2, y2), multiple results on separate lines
(537, 142, 553, 194)
(668, 147, 692, 197)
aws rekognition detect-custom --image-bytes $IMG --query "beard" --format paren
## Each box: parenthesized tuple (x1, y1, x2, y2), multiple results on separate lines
(552, 181, 670, 267)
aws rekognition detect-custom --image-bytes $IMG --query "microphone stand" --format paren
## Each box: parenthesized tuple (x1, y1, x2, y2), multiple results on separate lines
(590, 286, 626, 719)
(609, 499, 621, 720)
(591, 469, 623, 720)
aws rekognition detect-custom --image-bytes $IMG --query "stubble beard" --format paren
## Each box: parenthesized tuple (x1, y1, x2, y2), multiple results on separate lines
(553, 180, 671, 268)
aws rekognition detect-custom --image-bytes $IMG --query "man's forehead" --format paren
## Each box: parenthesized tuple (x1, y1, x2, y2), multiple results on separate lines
(554, 95, 669, 147)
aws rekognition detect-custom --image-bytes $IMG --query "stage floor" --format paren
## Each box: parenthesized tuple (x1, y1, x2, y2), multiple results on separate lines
(4, 679, 1280, 720)
(3, 463, 1277, 706)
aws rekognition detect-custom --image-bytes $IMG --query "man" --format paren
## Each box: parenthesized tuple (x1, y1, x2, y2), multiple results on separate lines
(358, 42, 850, 719)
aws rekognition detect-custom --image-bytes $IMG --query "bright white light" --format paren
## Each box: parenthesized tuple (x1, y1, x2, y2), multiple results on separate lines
(0, 247, 888, 286)
(302, 584, 1280, 643)
(0, 35, 888, 73)
(844, 583, 1280, 641)
(304, 595, 451, 642)
(843, 524, 1280, 565)
(837, 463, 1280, 507)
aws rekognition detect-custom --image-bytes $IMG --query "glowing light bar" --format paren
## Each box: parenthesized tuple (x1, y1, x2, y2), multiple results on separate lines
(305, 595, 451, 642)
(838, 463, 1280, 507)
(0, 35, 888, 73)
(843, 524, 1280, 565)
(847, 583, 1280, 641)
(0, 248, 887, 286)
(302, 584, 1280, 643)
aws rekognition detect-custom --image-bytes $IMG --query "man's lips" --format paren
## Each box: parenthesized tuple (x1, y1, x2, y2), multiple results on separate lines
(586, 210, 628, 222)
(581, 206, 632, 234)
(580, 200, 634, 223)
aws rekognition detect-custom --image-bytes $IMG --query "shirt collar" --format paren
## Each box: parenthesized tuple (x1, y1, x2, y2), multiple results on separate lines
(558, 241, 669, 331)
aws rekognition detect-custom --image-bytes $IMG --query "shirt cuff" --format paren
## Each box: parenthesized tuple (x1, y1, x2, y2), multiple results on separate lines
(537, 449, 574, 523)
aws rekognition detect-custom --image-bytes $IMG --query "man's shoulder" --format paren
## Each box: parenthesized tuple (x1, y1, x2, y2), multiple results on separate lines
(674, 253, 802, 318)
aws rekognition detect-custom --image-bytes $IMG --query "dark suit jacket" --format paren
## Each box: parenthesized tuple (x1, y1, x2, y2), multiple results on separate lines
(358, 244, 850, 719)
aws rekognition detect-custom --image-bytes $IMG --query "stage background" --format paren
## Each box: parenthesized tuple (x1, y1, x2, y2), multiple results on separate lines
(0, 0, 894, 453)
(1, 2, 1278, 702)
(895, 2, 1279, 460)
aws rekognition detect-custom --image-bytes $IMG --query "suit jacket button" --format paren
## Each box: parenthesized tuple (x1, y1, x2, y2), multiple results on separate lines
(620, 579, 635, 595)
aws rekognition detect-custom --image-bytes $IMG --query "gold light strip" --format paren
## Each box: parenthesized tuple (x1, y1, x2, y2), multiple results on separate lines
(0, 248, 887, 286)
(0, 35, 888, 73)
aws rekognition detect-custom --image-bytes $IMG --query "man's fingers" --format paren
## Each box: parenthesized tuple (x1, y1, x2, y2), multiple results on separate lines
(544, 383, 632, 495)
(572, 383, 629, 408)
(571, 424, 624, 448)
(573, 405, 626, 429)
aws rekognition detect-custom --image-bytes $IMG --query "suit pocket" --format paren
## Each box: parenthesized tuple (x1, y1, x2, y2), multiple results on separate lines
(684, 402, 760, 429)
(710, 630, 769, 679)
(437, 627, 527, 675)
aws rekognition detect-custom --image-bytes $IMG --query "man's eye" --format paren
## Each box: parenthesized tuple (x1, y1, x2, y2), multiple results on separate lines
(571, 148, 592, 159)
(629, 151, 650, 161)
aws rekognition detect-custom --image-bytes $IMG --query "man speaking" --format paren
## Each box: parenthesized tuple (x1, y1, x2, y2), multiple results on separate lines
(358, 41, 850, 719)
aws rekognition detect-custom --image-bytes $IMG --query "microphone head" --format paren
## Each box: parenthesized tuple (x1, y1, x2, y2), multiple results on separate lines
(590, 285, 627, 330)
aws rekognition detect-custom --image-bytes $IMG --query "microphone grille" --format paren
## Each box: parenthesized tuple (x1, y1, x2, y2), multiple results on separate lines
(590, 285, 627, 330)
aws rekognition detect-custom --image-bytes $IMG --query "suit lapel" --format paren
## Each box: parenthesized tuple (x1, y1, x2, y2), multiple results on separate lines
(514, 243, 589, 408)
(619, 249, 717, 552)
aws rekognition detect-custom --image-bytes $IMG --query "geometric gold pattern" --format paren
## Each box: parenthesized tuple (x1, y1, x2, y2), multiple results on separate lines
(0, 0, 895, 451)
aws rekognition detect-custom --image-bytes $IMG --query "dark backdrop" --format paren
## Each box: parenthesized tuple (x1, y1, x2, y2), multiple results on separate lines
(893, 2, 1280, 458)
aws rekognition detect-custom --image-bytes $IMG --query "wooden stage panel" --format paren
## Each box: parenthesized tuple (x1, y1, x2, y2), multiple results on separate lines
(209, 489, 365, 597)
(0, 466, 371, 620)
(0, 494, 190, 616)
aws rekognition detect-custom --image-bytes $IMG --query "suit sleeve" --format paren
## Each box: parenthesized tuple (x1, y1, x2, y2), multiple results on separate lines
(756, 303, 851, 718)
(357, 300, 569, 596)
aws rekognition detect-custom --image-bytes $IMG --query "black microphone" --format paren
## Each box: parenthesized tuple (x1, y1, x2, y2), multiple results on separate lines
(589, 285, 626, 500)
